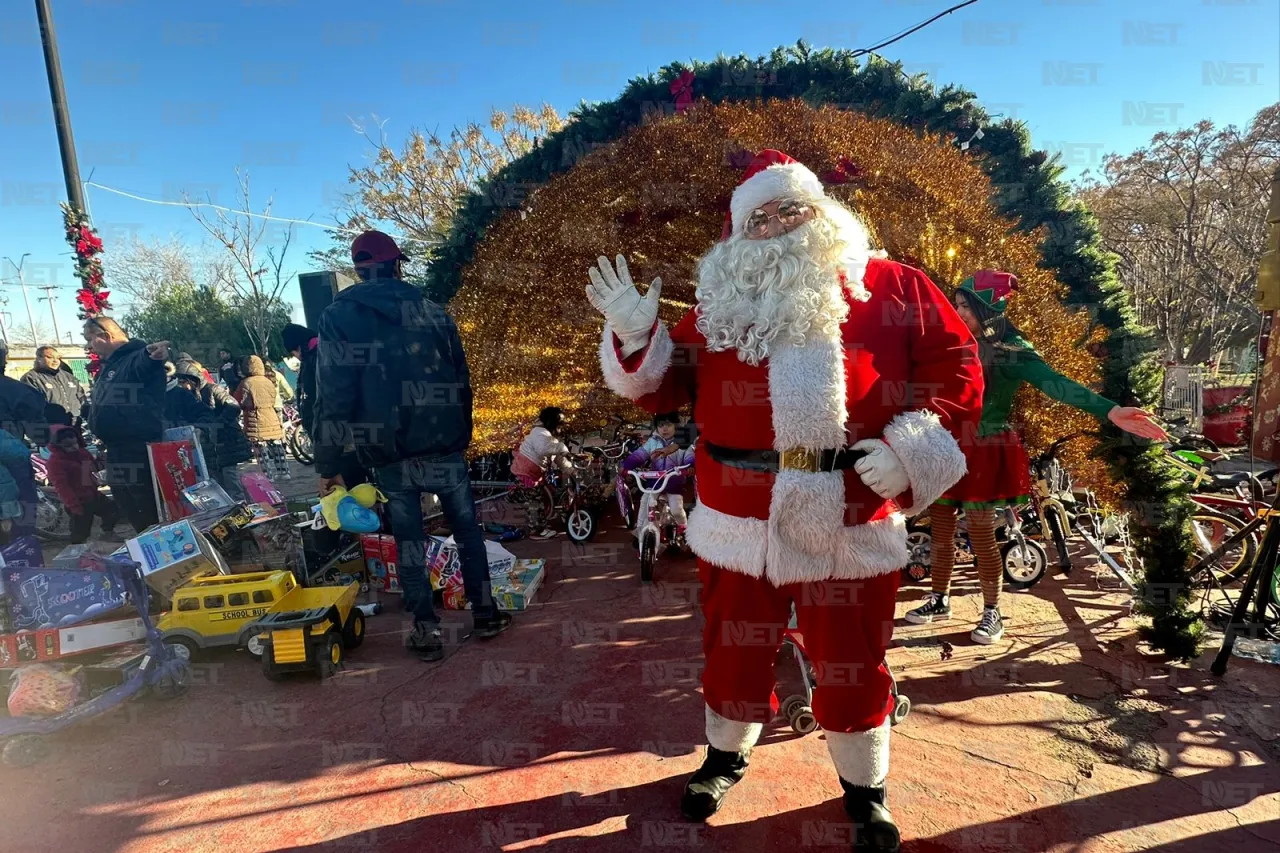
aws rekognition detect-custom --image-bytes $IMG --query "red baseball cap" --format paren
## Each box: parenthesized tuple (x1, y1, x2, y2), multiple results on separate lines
(350, 230, 408, 267)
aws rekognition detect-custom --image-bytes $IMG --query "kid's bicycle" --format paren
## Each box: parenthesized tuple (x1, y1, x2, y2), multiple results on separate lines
(629, 463, 692, 583)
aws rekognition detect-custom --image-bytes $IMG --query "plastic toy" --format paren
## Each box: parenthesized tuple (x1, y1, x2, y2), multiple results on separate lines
(157, 570, 299, 660)
(347, 483, 387, 508)
(254, 580, 363, 680)
(305, 487, 382, 534)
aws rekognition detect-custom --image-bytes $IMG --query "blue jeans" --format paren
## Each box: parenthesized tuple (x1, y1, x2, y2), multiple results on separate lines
(373, 452, 497, 626)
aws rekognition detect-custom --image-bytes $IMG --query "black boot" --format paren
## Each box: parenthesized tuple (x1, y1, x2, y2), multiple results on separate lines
(680, 747, 750, 821)
(840, 780, 900, 852)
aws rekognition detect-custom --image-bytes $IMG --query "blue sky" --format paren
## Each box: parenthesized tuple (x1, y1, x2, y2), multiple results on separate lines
(2, 0, 1277, 346)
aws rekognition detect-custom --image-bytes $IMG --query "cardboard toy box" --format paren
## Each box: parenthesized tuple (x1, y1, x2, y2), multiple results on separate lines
(443, 559, 545, 611)
(1, 565, 129, 631)
(0, 617, 147, 667)
(361, 534, 399, 593)
(126, 520, 228, 599)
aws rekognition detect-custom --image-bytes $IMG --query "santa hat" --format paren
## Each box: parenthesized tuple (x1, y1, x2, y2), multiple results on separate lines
(724, 149, 827, 240)
(958, 269, 1019, 313)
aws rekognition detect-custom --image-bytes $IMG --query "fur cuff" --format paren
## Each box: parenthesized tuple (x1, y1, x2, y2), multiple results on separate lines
(598, 321, 673, 400)
(705, 704, 764, 753)
(686, 500, 907, 583)
(826, 719, 891, 788)
(686, 502, 767, 578)
(882, 410, 966, 516)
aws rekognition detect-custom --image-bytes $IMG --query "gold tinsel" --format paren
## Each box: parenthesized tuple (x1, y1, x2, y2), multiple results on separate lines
(451, 100, 1119, 501)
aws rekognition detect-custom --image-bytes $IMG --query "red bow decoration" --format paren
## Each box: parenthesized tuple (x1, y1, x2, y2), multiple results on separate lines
(973, 269, 1019, 302)
(670, 71, 695, 113)
(821, 156, 864, 185)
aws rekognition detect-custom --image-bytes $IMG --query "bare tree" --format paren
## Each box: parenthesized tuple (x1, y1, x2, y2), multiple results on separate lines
(184, 169, 294, 356)
(311, 104, 563, 274)
(1081, 104, 1280, 366)
(103, 235, 236, 305)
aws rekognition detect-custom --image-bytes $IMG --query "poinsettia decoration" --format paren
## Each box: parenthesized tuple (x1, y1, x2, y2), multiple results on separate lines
(61, 202, 110, 374)
(62, 202, 110, 320)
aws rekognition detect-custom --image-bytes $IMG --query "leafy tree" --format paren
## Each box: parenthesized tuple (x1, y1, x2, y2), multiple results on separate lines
(309, 105, 564, 280)
(122, 283, 291, 365)
(1080, 104, 1280, 366)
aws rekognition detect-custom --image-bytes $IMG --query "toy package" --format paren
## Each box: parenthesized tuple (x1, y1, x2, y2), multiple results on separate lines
(125, 519, 228, 599)
(7, 664, 82, 717)
(443, 559, 545, 611)
(0, 535, 45, 569)
(1, 566, 129, 631)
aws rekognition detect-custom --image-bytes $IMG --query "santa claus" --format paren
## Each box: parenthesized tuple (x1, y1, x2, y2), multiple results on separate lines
(587, 150, 982, 852)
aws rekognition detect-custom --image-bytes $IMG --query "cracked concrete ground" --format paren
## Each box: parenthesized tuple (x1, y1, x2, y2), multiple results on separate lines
(3, 506, 1278, 852)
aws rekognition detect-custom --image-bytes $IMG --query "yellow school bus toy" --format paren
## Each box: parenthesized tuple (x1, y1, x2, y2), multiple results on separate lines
(158, 571, 298, 660)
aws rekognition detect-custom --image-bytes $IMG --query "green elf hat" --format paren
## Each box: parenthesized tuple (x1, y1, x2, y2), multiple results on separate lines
(958, 269, 1019, 313)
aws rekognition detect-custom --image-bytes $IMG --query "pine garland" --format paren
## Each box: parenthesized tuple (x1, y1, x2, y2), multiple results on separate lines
(426, 44, 1201, 658)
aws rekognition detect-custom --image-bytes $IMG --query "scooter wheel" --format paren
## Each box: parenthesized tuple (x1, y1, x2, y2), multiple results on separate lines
(780, 694, 807, 721)
(790, 706, 818, 735)
(891, 694, 911, 726)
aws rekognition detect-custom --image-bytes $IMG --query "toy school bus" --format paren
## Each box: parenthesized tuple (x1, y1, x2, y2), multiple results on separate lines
(158, 571, 297, 660)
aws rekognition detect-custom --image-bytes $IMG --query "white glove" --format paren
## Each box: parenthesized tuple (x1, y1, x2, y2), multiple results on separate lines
(586, 255, 662, 358)
(852, 439, 909, 500)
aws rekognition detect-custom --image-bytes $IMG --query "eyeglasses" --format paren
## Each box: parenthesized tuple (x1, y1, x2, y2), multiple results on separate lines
(745, 199, 812, 238)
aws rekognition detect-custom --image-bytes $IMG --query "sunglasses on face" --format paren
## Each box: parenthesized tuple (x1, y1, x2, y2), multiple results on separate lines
(744, 199, 812, 238)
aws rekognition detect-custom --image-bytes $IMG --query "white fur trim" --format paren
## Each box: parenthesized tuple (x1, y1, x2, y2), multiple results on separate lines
(686, 499, 908, 583)
(767, 336, 848, 450)
(598, 321, 673, 400)
(685, 502, 767, 578)
(826, 719, 891, 787)
(730, 162, 826, 236)
(882, 410, 967, 516)
(705, 704, 763, 753)
(767, 468, 843, 580)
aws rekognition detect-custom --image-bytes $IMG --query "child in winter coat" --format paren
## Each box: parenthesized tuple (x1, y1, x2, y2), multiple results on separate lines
(46, 424, 119, 543)
(235, 355, 291, 481)
(511, 407, 575, 539)
(620, 412, 692, 538)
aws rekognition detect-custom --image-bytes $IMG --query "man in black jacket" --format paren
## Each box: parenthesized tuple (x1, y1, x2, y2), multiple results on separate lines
(315, 231, 511, 660)
(83, 317, 170, 532)
(284, 322, 366, 490)
(22, 346, 87, 426)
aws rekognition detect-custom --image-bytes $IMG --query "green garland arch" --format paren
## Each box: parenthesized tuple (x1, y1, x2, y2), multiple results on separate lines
(427, 44, 1200, 658)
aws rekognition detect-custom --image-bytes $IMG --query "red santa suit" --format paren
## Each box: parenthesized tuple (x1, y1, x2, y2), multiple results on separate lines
(598, 155, 983, 788)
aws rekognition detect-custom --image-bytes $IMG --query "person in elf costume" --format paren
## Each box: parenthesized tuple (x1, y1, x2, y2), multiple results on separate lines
(905, 270, 1166, 644)
(587, 149, 983, 853)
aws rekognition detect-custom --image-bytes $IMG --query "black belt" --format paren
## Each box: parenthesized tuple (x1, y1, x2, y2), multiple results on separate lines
(704, 441, 866, 473)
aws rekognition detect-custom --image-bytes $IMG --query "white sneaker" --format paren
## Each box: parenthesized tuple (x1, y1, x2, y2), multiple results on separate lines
(971, 607, 1005, 644)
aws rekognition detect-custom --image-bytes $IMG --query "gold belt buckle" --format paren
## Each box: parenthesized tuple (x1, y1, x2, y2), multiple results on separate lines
(779, 448, 820, 472)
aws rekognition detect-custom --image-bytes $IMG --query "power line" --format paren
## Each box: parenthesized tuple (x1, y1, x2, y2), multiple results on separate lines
(852, 0, 981, 58)
(82, 181, 442, 246)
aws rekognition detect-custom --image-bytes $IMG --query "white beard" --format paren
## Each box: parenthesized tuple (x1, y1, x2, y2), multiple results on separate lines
(694, 198, 873, 366)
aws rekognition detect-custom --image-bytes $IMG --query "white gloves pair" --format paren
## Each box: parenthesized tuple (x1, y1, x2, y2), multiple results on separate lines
(586, 255, 662, 358)
(585, 255, 910, 500)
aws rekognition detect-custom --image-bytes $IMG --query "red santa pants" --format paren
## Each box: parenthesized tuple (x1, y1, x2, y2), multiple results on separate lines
(699, 560, 900, 734)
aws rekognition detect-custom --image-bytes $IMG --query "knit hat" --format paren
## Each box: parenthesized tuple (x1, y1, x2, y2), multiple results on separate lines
(958, 269, 1019, 314)
(725, 149, 827, 239)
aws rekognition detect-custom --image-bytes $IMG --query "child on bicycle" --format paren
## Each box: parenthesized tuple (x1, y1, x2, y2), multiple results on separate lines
(512, 406, 575, 539)
(621, 412, 693, 540)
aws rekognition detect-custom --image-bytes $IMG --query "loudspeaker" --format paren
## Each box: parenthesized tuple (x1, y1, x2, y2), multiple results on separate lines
(298, 270, 355, 328)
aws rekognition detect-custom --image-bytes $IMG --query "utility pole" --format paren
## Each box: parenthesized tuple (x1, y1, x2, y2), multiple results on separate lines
(2, 255, 40, 346)
(0, 295, 9, 348)
(35, 0, 85, 211)
(37, 285, 61, 345)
